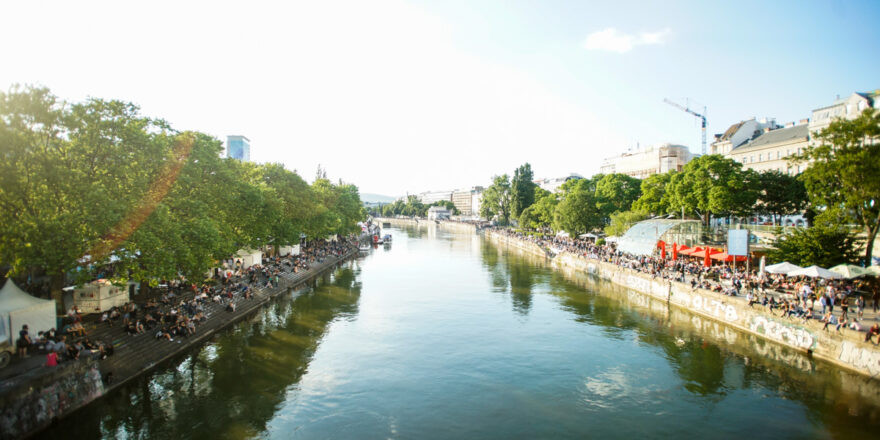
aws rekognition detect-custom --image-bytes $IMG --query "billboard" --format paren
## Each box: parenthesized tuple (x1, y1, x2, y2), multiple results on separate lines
(727, 229, 750, 256)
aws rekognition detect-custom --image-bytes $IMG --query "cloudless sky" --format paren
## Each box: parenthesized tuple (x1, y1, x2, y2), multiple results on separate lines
(2, 0, 878, 196)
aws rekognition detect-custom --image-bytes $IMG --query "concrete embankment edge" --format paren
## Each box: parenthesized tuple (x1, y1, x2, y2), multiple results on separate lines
(482, 229, 880, 379)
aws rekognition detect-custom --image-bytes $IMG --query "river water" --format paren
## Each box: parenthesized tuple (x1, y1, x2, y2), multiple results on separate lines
(42, 225, 880, 439)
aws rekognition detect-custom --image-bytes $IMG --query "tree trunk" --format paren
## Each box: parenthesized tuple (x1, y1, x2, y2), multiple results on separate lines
(49, 272, 65, 314)
(866, 219, 880, 267)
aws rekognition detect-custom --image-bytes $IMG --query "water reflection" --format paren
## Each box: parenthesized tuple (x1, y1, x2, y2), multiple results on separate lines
(40, 265, 361, 439)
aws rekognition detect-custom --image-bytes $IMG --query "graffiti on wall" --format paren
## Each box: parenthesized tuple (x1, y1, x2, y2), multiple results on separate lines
(839, 341, 880, 376)
(675, 291, 738, 322)
(748, 316, 816, 350)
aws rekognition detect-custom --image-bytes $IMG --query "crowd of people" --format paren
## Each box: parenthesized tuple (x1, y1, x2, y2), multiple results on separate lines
(489, 227, 880, 342)
(12, 238, 358, 371)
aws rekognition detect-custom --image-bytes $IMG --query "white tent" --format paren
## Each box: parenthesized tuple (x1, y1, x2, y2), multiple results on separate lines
(764, 262, 803, 275)
(0, 280, 56, 345)
(829, 264, 868, 279)
(235, 249, 263, 269)
(788, 265, 845, 279)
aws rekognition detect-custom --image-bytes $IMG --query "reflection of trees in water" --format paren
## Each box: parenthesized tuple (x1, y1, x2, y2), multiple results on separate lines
(46, 264, 363, 439)
(480, 242, 552, 315)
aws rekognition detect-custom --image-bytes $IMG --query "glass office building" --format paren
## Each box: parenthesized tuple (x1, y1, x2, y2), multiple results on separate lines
(226, 135, 250, 161)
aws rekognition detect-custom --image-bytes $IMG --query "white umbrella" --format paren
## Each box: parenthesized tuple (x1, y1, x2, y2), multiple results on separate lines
(829, 264, 868, 279)
(764, 262, 803, 275)
(579, 233, 598, 239)
(788, 265, 846, 279)
(866, 266, 880, 277)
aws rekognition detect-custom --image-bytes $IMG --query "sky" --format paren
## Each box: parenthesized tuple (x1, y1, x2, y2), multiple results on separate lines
(2, 0, 879, 197)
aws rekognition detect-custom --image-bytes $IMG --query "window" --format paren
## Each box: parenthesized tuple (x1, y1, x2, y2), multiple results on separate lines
(776, 151, 780, 159)
(758, 154, 763, 162)
(751, 156, 755, 163)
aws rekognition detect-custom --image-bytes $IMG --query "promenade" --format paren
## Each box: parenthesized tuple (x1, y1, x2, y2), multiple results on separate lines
(0, 239, 359, 439)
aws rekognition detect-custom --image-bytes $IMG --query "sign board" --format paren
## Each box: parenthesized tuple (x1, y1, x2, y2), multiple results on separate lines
(727, 229, 750, 256)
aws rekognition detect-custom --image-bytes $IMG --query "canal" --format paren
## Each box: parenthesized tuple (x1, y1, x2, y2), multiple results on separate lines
(41, 225, 880, 439)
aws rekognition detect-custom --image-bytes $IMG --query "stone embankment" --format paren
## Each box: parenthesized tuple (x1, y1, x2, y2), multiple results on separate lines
(0, 250, 357, 440)
(483, 229, 880, 379)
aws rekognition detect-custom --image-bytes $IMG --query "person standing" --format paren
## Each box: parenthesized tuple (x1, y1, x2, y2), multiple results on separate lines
(17, 325, 31, 358)
(841, 296, 849, 322)
(857, 295, 865, 321)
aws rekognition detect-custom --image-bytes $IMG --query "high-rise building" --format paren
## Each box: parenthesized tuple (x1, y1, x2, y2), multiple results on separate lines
(226, 135, 251, 161)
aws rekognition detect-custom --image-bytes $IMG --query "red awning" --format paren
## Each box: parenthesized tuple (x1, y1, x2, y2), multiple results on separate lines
(679, 246, 701, 256)
(710, 252, 748, 262)
(691, 248, 722, 258)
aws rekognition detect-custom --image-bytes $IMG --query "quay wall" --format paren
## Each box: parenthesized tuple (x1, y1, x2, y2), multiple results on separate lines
(485, 230, 880, 379)
(377, 217, 478, 234)
(0, 360, 103, 440)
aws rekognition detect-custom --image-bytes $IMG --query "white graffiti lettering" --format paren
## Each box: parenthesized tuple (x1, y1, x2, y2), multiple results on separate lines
(748, 316, 815, 349)
(839, 341, 880, 376)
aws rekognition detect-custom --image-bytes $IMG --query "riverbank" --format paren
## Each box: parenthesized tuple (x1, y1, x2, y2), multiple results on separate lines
(482, 228, 880, 379)
(0, 248, 358, 440)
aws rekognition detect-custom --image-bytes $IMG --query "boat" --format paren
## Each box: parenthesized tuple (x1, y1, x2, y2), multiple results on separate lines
(383, 234, 392, 243)
(358, 243, 371, 252)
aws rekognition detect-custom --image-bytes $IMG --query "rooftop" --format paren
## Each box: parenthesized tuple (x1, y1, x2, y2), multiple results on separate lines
(731, 124, 809, 154)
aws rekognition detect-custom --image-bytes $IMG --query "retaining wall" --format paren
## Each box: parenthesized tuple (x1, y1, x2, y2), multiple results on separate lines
(485, 230, 880, 378)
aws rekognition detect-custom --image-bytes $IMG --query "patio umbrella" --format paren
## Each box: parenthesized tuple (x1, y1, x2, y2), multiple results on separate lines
(829, 264, 868, 279)
(787, 265, 845, 279)
(710, 252, 748, 262)
(864, 266, 880, 277)
(764, 262, 803, 275)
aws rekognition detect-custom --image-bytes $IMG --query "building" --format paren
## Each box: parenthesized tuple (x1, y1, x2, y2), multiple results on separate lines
(418, 191, 453, 205)
(427, 206, 452, 220)
(727, 122, 810, 174)
(534, 174, 583, 193)
(709, 118, 777, 155)
(471, 191, 483, 219)
(452, 186, 484, 216)
(809, 91, 880, 136)
(226, 135, 251, 161)
(599, 144, 693, 179)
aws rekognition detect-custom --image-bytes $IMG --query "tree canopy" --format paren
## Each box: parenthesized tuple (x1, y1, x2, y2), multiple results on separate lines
(481, 175, 512, 224)
(0, 85, 363, 291)
(511, 163, 536, 218)
(795, 108, 880, 265)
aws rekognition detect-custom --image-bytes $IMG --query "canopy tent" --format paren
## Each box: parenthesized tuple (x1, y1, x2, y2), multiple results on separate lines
(764, 262, 804, 275)
(690, 248, 721, 258)
(0, 280, 56, 345)
(235, 249, 263, 269)
(679, 246, 702, 256)
(829, 264, 868, 279)
(788, 265, 845, 279)
(710, 251, 748, 262)
(578, 233, 598, 239)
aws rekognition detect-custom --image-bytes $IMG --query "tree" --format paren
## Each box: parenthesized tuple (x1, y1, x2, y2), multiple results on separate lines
(510, 163, 536, 218)
(530, 188, 558, 230)
(553, 179, 602, 236)
(605, 210, 648, 237)
(796, 108, 880, 265)
(632, 171, 674, 215)
(665, 155, 757, 225)
(481, 175, 512, 224)
(595, 173, 642, 220)
(767, 223, 862, 267)
(754, 170, 808, 224)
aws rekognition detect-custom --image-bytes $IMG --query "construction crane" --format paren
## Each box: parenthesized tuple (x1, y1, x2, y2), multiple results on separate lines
(664, 98, 707, 155)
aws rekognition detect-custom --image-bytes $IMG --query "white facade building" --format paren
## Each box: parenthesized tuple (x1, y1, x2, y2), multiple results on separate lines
(599, 144, 693, 179)
(452, 186, 484, 216)
(534, 174, 583, 193)
(418, 191, 453, 205)
(709, 118, 777, 155)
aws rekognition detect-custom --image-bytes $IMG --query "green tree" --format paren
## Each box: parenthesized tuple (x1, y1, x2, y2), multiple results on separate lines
(632, 171, 674, 215)
(530, 188, 558, 230)
(604, 210, 648, 237)
(795, 108, 880, 265)
(511, 163, 536, 218)
(595, 173, 642, 220)
(553, 179, 602, 236)
(481, 175, 512, 224)
(666, 155, 757, 225)
(767, 223, 862, 267)
(754, 170, 808, 224)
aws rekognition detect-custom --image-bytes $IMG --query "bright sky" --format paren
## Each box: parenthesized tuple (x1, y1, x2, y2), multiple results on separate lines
(2, 0, 878, 197)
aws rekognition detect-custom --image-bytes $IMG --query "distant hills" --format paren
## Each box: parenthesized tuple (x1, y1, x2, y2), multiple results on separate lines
(361, 193, 398, 203)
